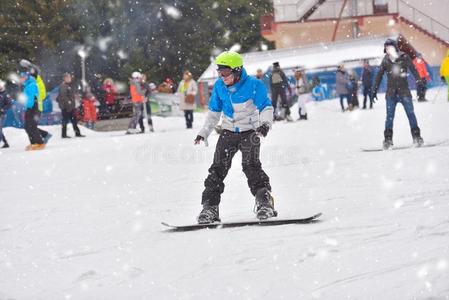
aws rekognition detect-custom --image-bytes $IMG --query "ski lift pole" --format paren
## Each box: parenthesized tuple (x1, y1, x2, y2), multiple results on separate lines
(331, 0, 349, 42)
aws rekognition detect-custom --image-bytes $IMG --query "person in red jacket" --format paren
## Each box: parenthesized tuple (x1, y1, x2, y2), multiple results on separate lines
(102, 78, 117, 113)
(82, 91, 97, 129)
(413, 54, 431, 102)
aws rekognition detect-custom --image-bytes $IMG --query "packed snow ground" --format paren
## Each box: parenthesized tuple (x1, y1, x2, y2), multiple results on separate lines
(1, 87, 449, 299)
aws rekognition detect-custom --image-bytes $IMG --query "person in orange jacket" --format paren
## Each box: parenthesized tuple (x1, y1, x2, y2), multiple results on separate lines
(82, 90, 97, 129)
(126, 72, 145, 134)
(413, 54, 431, 102)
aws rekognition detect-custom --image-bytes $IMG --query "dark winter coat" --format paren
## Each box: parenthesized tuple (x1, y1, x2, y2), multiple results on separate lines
(57, 82, 76, 112)
(361, 66, 373, 88)
(0, 90, 13, 115)
(270, 68, 288, 89)
(373, 52, 421, 98)
(335, 70, 349, 95)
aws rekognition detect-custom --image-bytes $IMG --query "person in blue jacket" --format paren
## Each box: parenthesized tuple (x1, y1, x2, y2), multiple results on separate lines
(19, 69, 49, 150)
(194, 51, 276, 224)
(0, 79, 12, 148)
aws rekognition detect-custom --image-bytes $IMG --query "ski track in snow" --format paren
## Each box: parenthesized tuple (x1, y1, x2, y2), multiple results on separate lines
(1, 88, 449, 299)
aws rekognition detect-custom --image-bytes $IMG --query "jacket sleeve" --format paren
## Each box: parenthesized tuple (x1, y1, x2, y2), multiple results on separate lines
(197, 85, 222, 139)
(373, 58, 386, 93)
(255, 81, 274, 128)
(24, 84, 38, 109)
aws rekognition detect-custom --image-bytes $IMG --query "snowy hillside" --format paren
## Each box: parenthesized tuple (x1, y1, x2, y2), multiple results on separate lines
(1, 87, 449, 299)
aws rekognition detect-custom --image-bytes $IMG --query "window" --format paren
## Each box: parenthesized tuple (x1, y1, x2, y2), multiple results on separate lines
(373, 0, 388, 14)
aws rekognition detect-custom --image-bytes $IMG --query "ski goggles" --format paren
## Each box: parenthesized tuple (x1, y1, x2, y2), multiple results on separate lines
(217, 67, 233, 78)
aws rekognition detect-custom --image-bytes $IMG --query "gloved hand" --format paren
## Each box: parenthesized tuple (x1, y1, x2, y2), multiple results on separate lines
(256, 123, 270, 137)
(442, 76, 446, 83)
(194, 135, 204, 145)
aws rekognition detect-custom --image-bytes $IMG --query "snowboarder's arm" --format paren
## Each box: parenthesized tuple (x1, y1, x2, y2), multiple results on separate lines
(373, 59, 386, 93)
(255, 81, 274, 128)
(197, 87, 222, 139)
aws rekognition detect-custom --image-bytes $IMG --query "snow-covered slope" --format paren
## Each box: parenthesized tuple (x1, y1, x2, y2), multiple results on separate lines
(1, 87, 449, 299)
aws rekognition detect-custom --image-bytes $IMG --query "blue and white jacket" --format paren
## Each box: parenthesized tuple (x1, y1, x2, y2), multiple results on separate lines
(198, 68, 273, 139)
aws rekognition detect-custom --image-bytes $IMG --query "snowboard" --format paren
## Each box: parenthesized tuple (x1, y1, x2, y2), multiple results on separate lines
(162, 213, 322, 232)
(361, 140, 448, 152)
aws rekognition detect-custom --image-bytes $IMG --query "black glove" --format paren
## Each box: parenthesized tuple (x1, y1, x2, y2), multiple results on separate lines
(256, 123, 270, 137)
(194, 135, 204, 145)
(442, 76, 446, 83)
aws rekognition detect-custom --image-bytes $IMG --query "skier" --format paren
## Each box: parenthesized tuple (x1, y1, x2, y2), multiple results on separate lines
(126, 72, 145, 134)
(372, 38, 424, 149)
(413, 54, 431, 102)
(336, 64, 351, 112)
(57, 73, 84, 138)
(361, 60, 374, 109)
(270, 62, 292, 121)
(440, 50, 449, 101)
(0, 79, 12, 148)
(193, 51, 275, 224)
(294, 69, 309, 120)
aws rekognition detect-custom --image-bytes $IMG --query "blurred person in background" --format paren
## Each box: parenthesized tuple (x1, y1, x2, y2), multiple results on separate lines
(336, 64, 351, 112)
(57, 73, 84, 138)
(126, 71, 145, 134)
(177, 70, 198, 129)
(361, 60, 374, 109)
(0, 79, 12, 148)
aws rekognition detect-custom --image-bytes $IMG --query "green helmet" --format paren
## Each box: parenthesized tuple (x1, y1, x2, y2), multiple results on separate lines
(215, 51, 243, 69)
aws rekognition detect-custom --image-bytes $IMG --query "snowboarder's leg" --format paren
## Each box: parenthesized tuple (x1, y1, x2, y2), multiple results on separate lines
(239, 131, 271, 196)
(201, 130, 239, 207)
(400, 95, 423, 145)
(25, 104, 44, 145)
(385, 94, 398, 132)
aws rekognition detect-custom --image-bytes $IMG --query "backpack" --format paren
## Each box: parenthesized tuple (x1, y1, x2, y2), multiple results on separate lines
(271, 71, 283, 85)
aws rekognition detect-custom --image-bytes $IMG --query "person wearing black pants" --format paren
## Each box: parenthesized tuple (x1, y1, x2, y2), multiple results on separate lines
(201, 129, 271, 207)
(270, 62, 291, 120)
(184, 110, 193, 129)
(57, 73, 83, 138)
(361, 60, 374, 109)
(25, 103, 45, 145)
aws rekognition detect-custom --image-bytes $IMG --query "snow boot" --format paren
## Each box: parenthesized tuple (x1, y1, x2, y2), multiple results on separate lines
(411, 127, 424, 147)
(383, 129, 393, 150)
(197, 205, 220, 224)
(1, 136, 9, 148)
(254, 188, 277, 220)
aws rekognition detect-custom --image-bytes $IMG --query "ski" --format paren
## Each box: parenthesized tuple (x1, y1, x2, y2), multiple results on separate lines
(162, 213, 322, 232)
(361, 140, 448, 152)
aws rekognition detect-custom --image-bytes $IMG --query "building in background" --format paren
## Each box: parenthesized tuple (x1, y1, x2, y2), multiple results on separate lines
(261, 0, 448, 65)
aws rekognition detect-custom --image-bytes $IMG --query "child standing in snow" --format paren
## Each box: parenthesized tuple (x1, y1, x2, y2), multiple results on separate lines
(194, 51, 275, 224)
(294, 69, 309, 120)
(82, 91, 97, 130)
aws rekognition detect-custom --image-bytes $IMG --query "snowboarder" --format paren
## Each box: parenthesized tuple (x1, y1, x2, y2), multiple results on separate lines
(127, 72, 145, 134)
(361, 60, 374, 109)
(270, 62, 292, 121)
(19, 70, 45, 150)
(193, 51, 275, 224)
(372, 38, 424, 150)
(57, 73, 84, 138)
(336, 64, 351, 112)
(0, 79, 12, 148)
(413, 54, 431, 102)
(19, 59, 52, 143)
(440, 50, 449, 102)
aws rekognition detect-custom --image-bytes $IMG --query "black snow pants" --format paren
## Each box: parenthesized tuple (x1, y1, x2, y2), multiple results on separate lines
(24, 103, 46, 144)
(201, 129, 271, 206)
(61, 109, 81, 137)
(271, 86, 289, 117)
